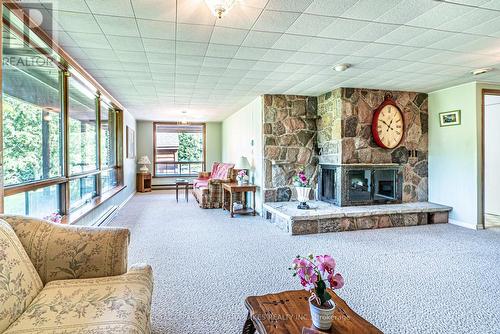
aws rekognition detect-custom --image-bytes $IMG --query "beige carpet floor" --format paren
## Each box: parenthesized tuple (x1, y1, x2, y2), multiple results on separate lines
(109, 190, 500, 334)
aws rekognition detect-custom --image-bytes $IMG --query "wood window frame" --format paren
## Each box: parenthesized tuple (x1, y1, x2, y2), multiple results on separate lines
(152, 122, 207, 178)
(1, 4, 125, 223)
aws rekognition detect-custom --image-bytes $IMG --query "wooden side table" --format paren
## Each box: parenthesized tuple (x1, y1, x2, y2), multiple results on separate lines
(222, 183, 257, 218)
(243, 290, 382, 334)
(137, 173, 152, 192)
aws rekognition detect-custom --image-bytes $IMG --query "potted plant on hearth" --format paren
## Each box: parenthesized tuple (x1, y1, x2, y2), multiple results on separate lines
(293, 170, 311, 209)
(290, 253, 345, 330)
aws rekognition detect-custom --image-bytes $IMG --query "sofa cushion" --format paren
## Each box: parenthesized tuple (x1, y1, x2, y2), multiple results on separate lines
(212, 163, 234, 180)
(0, 219, 43, 333)
(3, 265, 154, 334)
(193, 179, 208, 189)
(210, 162, 220, 176)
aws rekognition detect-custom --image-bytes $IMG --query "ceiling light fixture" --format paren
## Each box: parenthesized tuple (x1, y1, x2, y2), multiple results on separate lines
(471, 67, 493, 76)
(178, 110, 190, 125)
(205, 0, 237, 19)
(334, 63, 351, 72)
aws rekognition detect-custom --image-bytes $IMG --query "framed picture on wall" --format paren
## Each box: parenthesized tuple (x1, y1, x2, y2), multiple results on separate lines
(126, 126, 136, 159)
(439, 110, 461, 127)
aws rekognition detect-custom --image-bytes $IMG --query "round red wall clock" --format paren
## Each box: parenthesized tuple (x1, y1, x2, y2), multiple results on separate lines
(371, 95, 404, 149)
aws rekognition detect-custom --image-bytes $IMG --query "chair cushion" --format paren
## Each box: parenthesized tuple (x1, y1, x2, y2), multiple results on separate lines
(3, 265, 154, 334)
(0, 219, 43, 333)
(212, 163, 234, 180)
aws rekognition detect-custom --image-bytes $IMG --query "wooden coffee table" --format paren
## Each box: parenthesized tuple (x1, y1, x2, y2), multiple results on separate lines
(243, 290, 382, 334)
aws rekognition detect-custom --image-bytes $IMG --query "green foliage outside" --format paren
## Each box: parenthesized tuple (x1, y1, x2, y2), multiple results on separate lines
(177, 133, 203, 162)
(2, 95, 61, 186)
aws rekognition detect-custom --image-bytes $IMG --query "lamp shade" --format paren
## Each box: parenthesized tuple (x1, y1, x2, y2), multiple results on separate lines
(137, 155, 151, 165)
(235, 156, 251, 169)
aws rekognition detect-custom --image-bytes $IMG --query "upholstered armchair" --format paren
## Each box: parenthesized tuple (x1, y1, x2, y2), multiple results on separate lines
(0, 215, 153, 334)
(192, 162, 235, 208)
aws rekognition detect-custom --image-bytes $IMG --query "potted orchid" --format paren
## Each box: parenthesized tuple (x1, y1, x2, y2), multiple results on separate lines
(290, 253, 345, 330)
(43, 212, 63, 224)
(293, 170, 311, 209)
(236, 170, 249, 185)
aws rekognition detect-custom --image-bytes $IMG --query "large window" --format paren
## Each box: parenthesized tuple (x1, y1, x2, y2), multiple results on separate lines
(68, 76, 98, 175)
(154, 123, 205, 177)
(2, 7, 124, 220)
(2, 24, 62, 187)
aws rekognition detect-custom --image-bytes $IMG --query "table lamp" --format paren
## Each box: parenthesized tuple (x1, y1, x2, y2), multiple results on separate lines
(235, 156, 251, 170)
(138, 155, 151, 173)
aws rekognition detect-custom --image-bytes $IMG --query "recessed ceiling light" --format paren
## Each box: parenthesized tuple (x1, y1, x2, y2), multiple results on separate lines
(471, 67, 493, 76)
(334, 63, 351, 72)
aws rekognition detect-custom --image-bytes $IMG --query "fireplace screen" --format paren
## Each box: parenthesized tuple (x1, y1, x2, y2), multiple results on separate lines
(348, 170, 371, 201)
(374, 169, 397, 201)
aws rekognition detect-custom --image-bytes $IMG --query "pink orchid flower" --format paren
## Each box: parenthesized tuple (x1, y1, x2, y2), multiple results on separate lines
(316, 255, 336, 274)
(329, 273, 345, 290)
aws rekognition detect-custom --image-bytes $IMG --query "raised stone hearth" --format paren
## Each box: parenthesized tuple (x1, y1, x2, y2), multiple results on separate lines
(264, 201, 452, 235)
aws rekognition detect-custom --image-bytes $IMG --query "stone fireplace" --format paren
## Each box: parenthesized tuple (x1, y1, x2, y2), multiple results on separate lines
(319, 164, 403, 206)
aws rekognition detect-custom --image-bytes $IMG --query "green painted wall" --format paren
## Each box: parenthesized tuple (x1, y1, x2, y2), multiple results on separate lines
(135, 121, 222, 185)
(429, 82, 500, 229)
(222, 97, 263, 213)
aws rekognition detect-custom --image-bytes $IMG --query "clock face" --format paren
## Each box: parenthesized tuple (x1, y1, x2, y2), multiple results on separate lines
(373, 103, 404, 149)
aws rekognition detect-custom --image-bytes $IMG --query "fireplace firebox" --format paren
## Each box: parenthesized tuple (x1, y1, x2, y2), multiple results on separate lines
(319, 164, 403, 206)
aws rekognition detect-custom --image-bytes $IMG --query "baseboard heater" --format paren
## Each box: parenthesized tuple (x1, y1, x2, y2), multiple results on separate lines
(95, 205, 119, 227)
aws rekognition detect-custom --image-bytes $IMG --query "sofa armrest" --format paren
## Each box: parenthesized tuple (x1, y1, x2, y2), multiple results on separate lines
(1, 215, 130, 284)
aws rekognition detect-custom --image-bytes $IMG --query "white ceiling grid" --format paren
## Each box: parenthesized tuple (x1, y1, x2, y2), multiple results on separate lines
(16, 0, 500, 121)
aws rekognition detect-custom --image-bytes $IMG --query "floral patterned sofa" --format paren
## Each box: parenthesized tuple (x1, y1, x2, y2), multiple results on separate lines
(0, 215, 153, 334)
(192, 162, 235, 209)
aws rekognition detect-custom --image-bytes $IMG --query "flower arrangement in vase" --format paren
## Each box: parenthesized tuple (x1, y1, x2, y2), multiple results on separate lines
(236, 170, 249, 185)
(293, 170, 311, 209)
(290, 253, 345, 330)
(43, 212, 63, 224)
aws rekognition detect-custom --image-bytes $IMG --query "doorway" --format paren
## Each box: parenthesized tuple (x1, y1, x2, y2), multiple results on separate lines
(483, 90, 500, 228)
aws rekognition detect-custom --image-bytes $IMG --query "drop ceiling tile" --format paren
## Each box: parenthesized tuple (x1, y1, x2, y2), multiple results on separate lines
(94, 59, 123, 71)
(305, 0, 358, 16)
(452, 36, 500, 55)
(262, 49, 295, 62)
(349, 22, 399, 42)
(242, 31, 283, 47)
(406, 3, 470, 29)
(252, 61, 282, 71)
(84, 47, 117, 59)
(54, 11, 101, 33)
(203, 57, 232, 67)
(403, 30, 454, 48)
(438, 8, 498, 32)
(85, 0, 134, 17)
(177, 1, 216, 25)
(353, 43, 394, 57)
(374, 0, 440, 25)
(44, 0, 89, 13)
(266, 0, 314, 12)
(177, 23, 214, 43)
(132, 0, 176, 21)
(143, 38, 175, 53)
(69, 32, 112, 49)
(228, 59, 258, 69)
(286, 14, 335, 37)
(480, 0, 500, 10)
(122, 62, 151, 72)
(176, 55, 204, 66)
(253, 10, 301, 33)
(205, 44, 239, 57)
(149, 63, 175, 73)
(95, 15, 140, 37)
(107, 35, 144, 51)
(286, 51, 323, 64)
(234, 47, 268, 60)
(215, 5, 262, 29)
(176, 41, 208, 56)
(176, 65, 201, 74)
(272, 34, 313, 51)
(376, 26, 428, 45)
(319, 18, 370, 40)
(466, 16, 500, 36)
(138, 20, 176, 40)
(210, 27, 247, 45)
(340, 0, 400, 21)
(115, 50, 147, 62)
